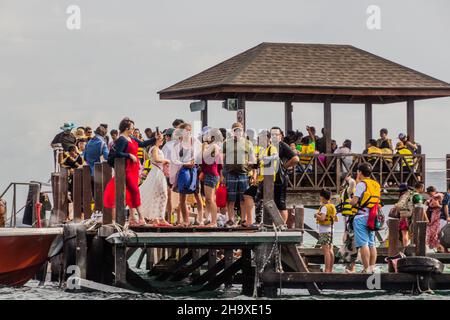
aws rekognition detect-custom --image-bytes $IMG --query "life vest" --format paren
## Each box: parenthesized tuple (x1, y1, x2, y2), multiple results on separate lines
(137, 147, 145, 163)
(340, 188, 358, 216)
(397, 148, 414, 167)
(381, 148, 393, 164)
(367, 146, 382, 162)
(257, 145, 277, 182)
(358, 178, 381, 210)
(299, 144, 315, 165)
(316, 203, 338, 226)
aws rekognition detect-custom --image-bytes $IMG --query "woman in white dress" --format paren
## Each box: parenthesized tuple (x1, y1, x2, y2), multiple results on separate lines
(139, 135, 171, 226)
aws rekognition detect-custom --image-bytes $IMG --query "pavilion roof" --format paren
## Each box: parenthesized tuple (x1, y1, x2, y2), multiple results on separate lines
(158, 42, 450, 103)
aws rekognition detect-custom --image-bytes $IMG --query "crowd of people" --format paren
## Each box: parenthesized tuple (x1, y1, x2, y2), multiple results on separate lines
(49, 118, 448, 275)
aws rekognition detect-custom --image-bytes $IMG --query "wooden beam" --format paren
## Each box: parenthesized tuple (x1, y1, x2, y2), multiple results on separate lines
(324, 100, 332, 154)
(192, 258, 225, 286)
(73, 168, 83, 222)
(388, 218, 400, 272)
(365, 101, 373, 143)
(284, 101, 293, 133)
(114, 158, 126, 225)
(59, 168, 69, 222)
(201, 100, 208, 128)
(202, 257, 243, 291)
(407, 98, 415, 142)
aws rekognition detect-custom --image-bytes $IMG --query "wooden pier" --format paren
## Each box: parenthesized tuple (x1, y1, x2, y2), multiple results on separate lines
(44, 158, 450, 298)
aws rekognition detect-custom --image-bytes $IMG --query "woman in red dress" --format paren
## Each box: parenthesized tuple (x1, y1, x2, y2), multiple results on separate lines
(103, 118, 156, 226)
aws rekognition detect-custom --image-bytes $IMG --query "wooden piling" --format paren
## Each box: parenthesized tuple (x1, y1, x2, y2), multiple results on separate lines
(73, 168, 83, 222)
(50, 173, 60, 224)
(114, 245, 127, 287)
(102, 162, 113, 224)
(59, 168, 69, 222)
(295, 206, 305, 246)
(76, 225, 87, 279)
(224, 249, 234, 287)
(94, 162, 103, 212)
(82, 165, 92, 219)
(388, 218, 400, 272)
(416, 221, 427, 257)
(447, 154, 450, 187)
(114, 158, 126, 225)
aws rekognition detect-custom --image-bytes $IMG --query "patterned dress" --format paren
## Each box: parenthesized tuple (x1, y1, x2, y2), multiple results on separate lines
(426, 193, 443, 249)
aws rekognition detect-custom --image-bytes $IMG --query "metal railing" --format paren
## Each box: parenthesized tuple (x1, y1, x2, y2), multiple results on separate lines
(0, 182, 42, 228)
(286, 153, 425, 192)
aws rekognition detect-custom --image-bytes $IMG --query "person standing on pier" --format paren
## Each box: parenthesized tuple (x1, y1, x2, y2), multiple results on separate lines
(139, 133, 171, 226)
(84, 126, 109, 176)
(315, 189, 337, 273)
(103, 118, 158, 226)
(221, 122, 255, 227)
(425, 186, 443, 251)
(349, 163, 380, 273)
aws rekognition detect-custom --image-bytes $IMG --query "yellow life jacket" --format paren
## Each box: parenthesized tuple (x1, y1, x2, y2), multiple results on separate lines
(397, 148, 414, 167)
(137, 147, 145, 161)
(381, 148, 393, 164)
(257, 145, 277, 182)
(299, 144, 315, 165)
(340, 188, 358, 216)
(367, 146, 382, 162)
(316, 203, 338, 226)
(358, 178, 381, 209)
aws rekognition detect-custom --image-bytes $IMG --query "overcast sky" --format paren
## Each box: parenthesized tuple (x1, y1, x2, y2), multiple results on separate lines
(1, 0, 449, 196)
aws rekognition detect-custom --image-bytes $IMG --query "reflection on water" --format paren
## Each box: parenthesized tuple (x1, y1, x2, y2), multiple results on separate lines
(1, 171, 449, 300)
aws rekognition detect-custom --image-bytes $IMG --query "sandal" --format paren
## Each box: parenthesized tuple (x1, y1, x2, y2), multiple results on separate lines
(225, 220, 235, 228)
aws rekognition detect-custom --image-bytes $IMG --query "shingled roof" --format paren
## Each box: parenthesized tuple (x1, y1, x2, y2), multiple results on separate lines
(159, 42, 450, 103)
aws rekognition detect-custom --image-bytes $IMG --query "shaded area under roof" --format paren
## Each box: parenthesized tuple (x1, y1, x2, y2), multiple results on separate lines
(159, 42, 450, 104)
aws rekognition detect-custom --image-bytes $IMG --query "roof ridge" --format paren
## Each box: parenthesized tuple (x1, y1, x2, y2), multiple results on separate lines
(349, 45, 450, 88)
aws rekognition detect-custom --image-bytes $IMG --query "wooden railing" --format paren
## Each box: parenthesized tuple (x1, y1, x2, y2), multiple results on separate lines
(286, 153, 425, 192)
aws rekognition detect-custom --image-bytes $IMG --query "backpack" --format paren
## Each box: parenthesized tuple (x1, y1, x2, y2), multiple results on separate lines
(177, 166, 198, 194)
(216, 183, 228, 208)
(367, 203, 385, 231)
(396, 190, 414, 218)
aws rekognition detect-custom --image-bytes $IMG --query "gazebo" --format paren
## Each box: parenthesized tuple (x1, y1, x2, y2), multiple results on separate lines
(159, 42, 450, 154)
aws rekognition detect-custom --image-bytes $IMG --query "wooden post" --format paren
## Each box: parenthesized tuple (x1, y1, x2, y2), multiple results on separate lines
(59, 168, 69, 222)
(208, 249, 217, 269)
(416, 221, 427, 257)
(114, 245, 127, 287)
(82, 165, 92, 220)
(73, 168, 83, 222)
(263, 174, 275, 226)
(102, 162, 113, 224)
(365, 101, 373, 144)
(388, 218, 400, 272)
(201, 100, 208, 128)
(241, 249, 254, 296)
(284, 101, 293, 134)
(94, 162, 103, 212)
(407, 98, 415, 143)
(412, 206, 424, 248)
(237, 95, 246, 131)
(224, 249, 234, 287)
(50, 173, 60, 225)
(115, 158, 126, 225)
(295, 206, 305, 246)
(324, 100, 332, 154)
(76, 225, 87, 279)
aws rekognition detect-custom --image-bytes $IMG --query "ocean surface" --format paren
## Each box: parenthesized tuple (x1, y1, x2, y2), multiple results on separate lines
(1, 170, 449, 300)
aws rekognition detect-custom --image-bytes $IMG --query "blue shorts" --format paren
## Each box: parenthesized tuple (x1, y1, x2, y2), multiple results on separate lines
(225, 173, 249, 203)
(353, 214, 375, 248)
(204, 173, 220, 189)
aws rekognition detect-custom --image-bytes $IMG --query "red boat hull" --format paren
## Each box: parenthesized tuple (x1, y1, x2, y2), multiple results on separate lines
(0, 229, 61, 286)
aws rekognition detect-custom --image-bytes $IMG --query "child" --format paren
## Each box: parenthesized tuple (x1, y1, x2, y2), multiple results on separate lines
(314, 189, 338, 273)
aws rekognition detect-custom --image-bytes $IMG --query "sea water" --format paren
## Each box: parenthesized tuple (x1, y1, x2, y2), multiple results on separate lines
(1, 170, 449, 300)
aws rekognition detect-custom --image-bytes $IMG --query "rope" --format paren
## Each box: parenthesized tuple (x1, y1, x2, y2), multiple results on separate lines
(415, 272, 434, 295)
